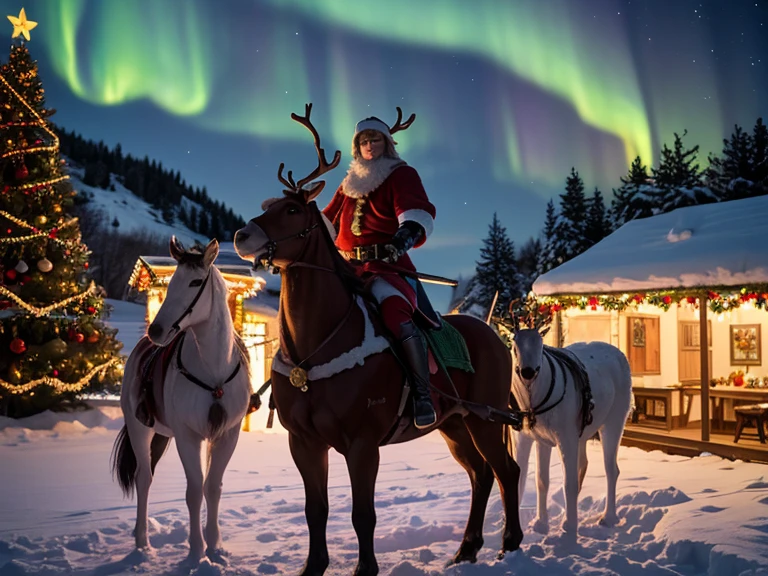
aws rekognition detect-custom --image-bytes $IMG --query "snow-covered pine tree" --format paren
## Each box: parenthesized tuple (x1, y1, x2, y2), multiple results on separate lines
(537, 199, 558, 275)
(753, 118, 768, 196)
(465, 213, 520, 317)
(516, 236, 541, 294)
(651, 130, 716, 214)
(585, 187, 609, 247)
(551, 168, 588, 264)
(706, 124, 754, 201)
(610, 156, 655, 227)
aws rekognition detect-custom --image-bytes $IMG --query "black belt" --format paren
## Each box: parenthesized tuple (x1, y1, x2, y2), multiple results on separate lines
(341, 244, 389, 262)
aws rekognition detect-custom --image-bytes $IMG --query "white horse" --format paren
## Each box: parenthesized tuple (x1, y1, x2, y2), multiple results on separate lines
(507, 321, 632, 542)
(111, 237, 251, 564)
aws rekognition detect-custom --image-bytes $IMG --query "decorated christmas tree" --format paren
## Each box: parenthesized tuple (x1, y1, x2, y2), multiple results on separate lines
(0, 9, 123, 417)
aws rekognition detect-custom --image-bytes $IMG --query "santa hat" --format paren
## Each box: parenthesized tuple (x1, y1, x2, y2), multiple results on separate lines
(352, 117, 398, 157)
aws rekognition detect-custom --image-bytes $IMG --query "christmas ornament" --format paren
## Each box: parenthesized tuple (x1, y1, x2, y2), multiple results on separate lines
(87, 305, 96, 314)
(14, 260, 28, 273)
(42, 337, 67, 360)
(10, 337, 26, 354)
(35, 215, 47, 227)
(52, 204, 62, 214)
(37, 258, 52, 272)
(86, 330, 99, 343)
(14, 162, 28, 180)
(75, 332, 85, 344)
(7, 9, 38, 41)
(5, 269, 17, 282)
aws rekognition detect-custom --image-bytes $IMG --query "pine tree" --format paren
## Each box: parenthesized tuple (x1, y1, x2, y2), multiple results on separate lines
(516, 237, 540, 294)
(551, 168, 588, 265)
(706, 124, 753, 201)
(752, 118, 768, 193)
(585, 188, 609, 246)
(651, 131, 716, 213)
(611, 156, 655, 227)
(0, 40, 122, 417)
(537, 199, 558, 275)
(466, 213, 520, 316)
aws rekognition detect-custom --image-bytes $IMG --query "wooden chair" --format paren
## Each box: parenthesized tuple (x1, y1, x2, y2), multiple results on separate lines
(733, 403, 768, 444)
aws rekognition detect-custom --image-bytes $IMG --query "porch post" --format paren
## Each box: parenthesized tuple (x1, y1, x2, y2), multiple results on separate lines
(699, 293, 710, 442)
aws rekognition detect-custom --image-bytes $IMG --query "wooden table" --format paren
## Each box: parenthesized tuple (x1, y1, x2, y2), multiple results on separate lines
(680, 386, 768, 430)
(631, 386, 676, 431)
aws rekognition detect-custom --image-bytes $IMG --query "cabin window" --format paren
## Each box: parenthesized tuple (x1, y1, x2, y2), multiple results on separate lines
(626, 316, 660, 375)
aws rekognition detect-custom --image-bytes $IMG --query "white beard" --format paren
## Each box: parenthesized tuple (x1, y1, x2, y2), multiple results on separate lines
(340, 157, 406, 198)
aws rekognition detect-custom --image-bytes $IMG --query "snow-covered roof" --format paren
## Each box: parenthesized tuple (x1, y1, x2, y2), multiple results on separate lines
(533, 195, 768, 296)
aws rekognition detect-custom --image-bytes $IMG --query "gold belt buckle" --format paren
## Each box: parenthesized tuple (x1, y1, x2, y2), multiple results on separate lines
(354, 246, 363, 260)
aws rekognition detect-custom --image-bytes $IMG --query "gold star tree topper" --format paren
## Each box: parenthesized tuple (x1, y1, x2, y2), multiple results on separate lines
(7, 8, 37, 41)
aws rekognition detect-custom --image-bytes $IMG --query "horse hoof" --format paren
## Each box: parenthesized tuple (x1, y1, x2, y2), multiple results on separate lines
(447, 552, 478, 566)
(352, 560, 379, 575)
(599, 513, 619, 527)
(532, 518, 549, 534)
(206, 547, 230, 565)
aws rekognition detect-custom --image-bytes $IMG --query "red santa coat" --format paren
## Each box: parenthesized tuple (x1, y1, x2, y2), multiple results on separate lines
(322, 165, 436, 305)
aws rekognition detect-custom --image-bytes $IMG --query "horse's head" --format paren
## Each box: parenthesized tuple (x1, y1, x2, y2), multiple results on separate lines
(234, 103, 340, 270)
(147, 236, 219, 346)
(508, 300, 551, 385)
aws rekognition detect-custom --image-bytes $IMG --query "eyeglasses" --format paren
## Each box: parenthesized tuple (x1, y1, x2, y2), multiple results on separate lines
(358, 138, 383, 146)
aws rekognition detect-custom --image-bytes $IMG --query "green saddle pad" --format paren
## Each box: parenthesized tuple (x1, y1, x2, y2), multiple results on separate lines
(424, 318, 474, 373)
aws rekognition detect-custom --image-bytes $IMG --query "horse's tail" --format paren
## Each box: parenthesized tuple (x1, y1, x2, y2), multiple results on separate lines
(110, 426, 171, 498)
(209, 401, 227, 438)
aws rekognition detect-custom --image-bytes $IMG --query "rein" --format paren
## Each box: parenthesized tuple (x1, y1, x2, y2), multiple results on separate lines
(175, 331, 242, 399)
(257, 222, 320, 270)
(519, 352, 565, 429)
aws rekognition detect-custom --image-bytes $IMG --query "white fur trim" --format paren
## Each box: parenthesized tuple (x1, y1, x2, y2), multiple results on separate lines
(398, 209, 434, 238)
(272, 295, 390, 381)
(355, 118, 391, 136)
(369, 277, 408, 304)
(340, 158, 405, 199)
(320, 212, 337, 241)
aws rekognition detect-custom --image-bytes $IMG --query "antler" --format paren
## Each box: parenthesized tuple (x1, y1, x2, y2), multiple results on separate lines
(277, 103, 341, 193)
(389, 107, 416, 135)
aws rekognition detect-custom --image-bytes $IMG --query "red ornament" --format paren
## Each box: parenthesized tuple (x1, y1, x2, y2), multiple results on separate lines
(84, 262, 89, 270)
(14, 163, 28, 180)
(633, 294, 644, 303)
(213, 387, 224, 399)
(734, 374, 744, 387)
(5, 269, 17, 282)
(588, 297, 599, 310)
(708, 291, 720, 300)
(662, 295, 672, 305)
(53, 369, 59, 377)
(87, 306, 96, 314)
(10, 337, 26, 354)
(48, 228, 58, 239)
(686, 296, 697, 304)
(75, 333, 85, 343)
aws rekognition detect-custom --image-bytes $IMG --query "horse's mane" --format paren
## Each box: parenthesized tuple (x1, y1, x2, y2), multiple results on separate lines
(543, 344, 593, 433)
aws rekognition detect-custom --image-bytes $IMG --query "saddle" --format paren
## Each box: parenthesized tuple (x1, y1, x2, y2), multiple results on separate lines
(135, 334, 184, 427)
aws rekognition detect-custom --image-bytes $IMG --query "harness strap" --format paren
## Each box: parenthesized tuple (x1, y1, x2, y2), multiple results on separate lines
(175, 332, 242, 399)
(170, 271, 211, 333)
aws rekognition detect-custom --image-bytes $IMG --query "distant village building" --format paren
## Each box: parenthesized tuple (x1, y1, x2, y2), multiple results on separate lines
(532, 195, 768, 461)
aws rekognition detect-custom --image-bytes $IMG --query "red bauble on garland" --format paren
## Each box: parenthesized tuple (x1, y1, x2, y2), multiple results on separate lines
(14, 162, 28, 180)
(10, 337, 26, 354)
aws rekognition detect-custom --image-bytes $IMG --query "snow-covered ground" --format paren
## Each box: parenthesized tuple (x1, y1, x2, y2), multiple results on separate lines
(1, 301, 768, 575)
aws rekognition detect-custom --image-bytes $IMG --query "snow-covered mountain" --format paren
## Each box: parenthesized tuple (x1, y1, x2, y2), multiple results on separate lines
(67, 162, 210, 248)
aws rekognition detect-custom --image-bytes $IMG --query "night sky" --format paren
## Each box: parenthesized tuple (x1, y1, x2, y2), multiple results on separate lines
(3, 0, 767, 309)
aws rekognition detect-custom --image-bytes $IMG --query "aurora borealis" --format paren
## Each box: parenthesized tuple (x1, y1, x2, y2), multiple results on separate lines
(1, 0, 766, 305)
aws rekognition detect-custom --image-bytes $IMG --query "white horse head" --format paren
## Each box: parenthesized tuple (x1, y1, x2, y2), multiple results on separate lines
(147, 236, 219, 346)
(512, 328, 545, 384)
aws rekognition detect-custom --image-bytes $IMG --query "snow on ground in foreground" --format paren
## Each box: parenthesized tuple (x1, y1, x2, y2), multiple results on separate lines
(1, 406, 768, 576)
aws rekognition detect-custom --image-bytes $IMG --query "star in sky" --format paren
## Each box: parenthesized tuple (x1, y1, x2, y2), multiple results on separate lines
(7, 8, 37, 42)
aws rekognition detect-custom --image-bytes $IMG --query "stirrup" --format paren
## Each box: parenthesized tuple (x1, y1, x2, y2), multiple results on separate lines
(414, 401, 437, 429)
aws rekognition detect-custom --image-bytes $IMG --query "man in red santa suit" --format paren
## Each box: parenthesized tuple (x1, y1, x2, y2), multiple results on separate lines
(322, 115, 437, 429)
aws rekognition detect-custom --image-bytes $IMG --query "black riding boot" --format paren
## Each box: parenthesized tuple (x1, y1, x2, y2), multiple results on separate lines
(399, 321, 437, 429)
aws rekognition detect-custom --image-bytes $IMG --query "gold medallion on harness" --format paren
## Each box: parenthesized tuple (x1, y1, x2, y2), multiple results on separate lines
(289, 366, 308, 391)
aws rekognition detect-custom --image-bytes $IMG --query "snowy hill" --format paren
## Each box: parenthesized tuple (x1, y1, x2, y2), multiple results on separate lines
(67, 162, 210, 248)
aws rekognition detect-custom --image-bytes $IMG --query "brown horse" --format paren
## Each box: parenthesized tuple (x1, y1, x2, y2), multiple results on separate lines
(234, 104, 522, 576)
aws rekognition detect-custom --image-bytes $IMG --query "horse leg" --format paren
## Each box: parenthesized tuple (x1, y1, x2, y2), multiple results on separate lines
(464, 416, 523, 557)
(557, 436, 579, 543)
(578, 439, 588, 494)
(203, 425, 240, 563)
(513, 432, 533, 508)
(598, 422, 623, 527)
(175, 430, 206, 563)
(289, 433, 330, 576)
(344, 441, 380, 576)
(532, 441, 552, 535)
(439, 416, 495, 564)
(126, 419, 154, 549)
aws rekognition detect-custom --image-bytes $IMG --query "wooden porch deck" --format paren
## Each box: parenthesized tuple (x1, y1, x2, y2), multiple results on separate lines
(622, 422, 768, 464)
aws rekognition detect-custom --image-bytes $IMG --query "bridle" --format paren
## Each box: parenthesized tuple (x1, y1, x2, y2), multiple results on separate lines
(516, 348, 566, 429)
(169, 270, 211, 334)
